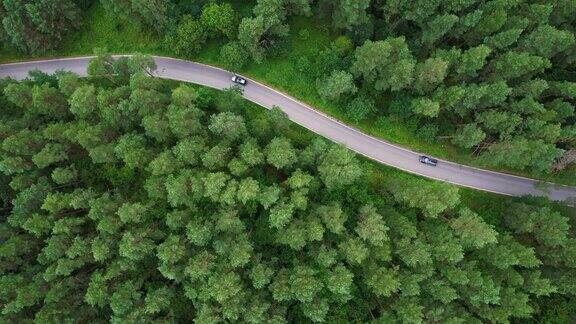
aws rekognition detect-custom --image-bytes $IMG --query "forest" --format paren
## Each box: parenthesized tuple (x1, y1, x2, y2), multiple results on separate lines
(0, 0, 575, 323)
(0, 0, 575, 176)
(0, 54, 575, 323)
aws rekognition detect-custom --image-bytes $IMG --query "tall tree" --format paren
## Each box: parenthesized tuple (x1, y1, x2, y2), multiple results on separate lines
(480, 138, 564, 172)
(387, 175, 460, 218)
(101, 0, 173, 33)
(316, 70, 357, 101)
(351, 37, 416, 92)
(1, 0, 80, 54)
(200, 2, 236, 39)
(324, 0, 371, 32)
(265, 137, 297, 169)
(169, 15, 207, 56)
(317, 145, 362, 189)
(452, 124, 486, 149)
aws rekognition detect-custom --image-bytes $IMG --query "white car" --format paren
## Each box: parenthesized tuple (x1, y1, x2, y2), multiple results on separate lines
(231, 75, 247, 86)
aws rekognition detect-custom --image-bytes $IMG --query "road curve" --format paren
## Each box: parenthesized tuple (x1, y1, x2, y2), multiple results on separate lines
(1, 56, 575, 203)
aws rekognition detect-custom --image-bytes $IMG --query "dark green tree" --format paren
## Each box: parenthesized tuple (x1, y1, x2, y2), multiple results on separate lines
(1, 0, 80, 54)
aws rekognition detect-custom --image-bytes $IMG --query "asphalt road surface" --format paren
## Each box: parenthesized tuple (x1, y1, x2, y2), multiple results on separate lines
(1, 56, 575, 204)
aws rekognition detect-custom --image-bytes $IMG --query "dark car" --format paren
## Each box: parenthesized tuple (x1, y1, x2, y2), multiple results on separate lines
(231, 75, 247, 85)
(419, 155, 438, 166)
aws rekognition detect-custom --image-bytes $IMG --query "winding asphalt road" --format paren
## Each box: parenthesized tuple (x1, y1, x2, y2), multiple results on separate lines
(1, 56, 575, 203)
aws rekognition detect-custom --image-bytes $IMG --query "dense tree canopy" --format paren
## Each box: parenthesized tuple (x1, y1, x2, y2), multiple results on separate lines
(0, 0, 81, 54)
(1, 0, 576, 322)
(0, 55, 575, 323)
(101, 0, 174, 33)
(306, 0, 576, 174)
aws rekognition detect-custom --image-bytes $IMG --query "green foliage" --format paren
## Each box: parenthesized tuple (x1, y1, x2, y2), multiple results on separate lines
(450, 208, 497, 249)
(413, 57, 448, 95)
(200, 2, 236, 39)
(32, 143, 69, 169)
(521, 25, 575, 58)
(237, 0, 311, 63)
(317, 202, 347, 235)
(484, 28, 523, 50)
(3, 82, 32, 108)
(269, 201, 294, 229)
(411, 97, 440, 118)
(114, 133, 153, 169)
(455, 45, 492, 78)
(452, 124, 486, 149)
(355, 205, 389, 246)
(4, 0, 573, 182)
(299, 0, 576, 177)
(265, 137, 297, 169)
(69, 85, 98, 119)
(316, 70, 357, 102)
(208, 112, 247, 142)
(238, 16, 269, 63)
(490, 51, 551, 81)
(481, 138, 564, 172)
(1, 39, 575, 324)
(1, 0, 81, 54)
(345, 95, 375, 122)
(351, 37, 415, 92)
(421, 14, 458, 47)
(388, 175, 460, 218)
(117, 202, 147, 224)
(220, 41, 248, 71)
(504, 203, 570, 247)
(101, 0, 173, 33)
(169, 15, 206, 56)
(339, 236, 368, 265)
(317, 145, 362, 189)
(366, 267, 400, 297)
